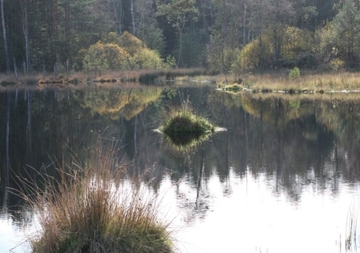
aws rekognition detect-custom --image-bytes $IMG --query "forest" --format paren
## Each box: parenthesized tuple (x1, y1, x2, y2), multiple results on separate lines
(0, 0, 359, 74)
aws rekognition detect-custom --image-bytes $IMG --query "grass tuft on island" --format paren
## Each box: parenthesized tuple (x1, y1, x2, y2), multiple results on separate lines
(159, 107, 217, 150)
(16, 146, 174, 253)
(161, 107, 215, 136)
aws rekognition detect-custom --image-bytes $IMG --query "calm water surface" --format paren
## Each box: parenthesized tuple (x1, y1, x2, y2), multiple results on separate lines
(1, 85, 360, 253)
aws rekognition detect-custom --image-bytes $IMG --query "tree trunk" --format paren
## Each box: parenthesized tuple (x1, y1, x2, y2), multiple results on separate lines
(130, 0, 135, 34)
(258, 0, 264, 68)
(21, 0, 30, 72)
(113, 0, 123, 34)
(243, 1, 247, 45)
(26, 91, 32, 159)
(200, 0, 210, 42)
(177, 27, 182, 67)
(6, 92, 10, 188)
(272, 0, 280, 67)
(1, 0, 10, 72)
(13, 58, 17, 77)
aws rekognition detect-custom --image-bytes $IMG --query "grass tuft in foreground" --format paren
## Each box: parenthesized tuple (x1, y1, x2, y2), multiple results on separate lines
(17, 146, 174, 253)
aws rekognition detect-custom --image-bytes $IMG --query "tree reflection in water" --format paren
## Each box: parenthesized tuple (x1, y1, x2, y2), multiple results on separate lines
(1, 87, 360, 252)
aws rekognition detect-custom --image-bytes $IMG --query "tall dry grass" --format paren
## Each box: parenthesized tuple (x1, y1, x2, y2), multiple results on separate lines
(0, 68, 208, 90)
(15, 144, 174, 253)
(241, 71, 360, 92)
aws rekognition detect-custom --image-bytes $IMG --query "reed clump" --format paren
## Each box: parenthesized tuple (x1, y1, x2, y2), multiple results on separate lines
(18, 147, 173, 253)
(161, 107, 215, 136)
(159, 106, 216, 151)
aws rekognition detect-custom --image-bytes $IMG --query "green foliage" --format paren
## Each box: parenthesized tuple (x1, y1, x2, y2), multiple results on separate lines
(156, 0, 199, 28)
(156, 0, 199, 67)
(289, 67, 301, 79)
(319, 0, 360, 67)
(142, 24, 167, 56)
(207, 46, 240, 74)
(206, 34, 241, 74)
(164, 55, 177, 69)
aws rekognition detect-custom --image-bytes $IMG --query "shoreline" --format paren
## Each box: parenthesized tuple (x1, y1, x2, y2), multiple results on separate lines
(1, 69, 360, 95)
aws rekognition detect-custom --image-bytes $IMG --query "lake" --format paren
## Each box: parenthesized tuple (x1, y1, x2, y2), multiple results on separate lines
(1, 84, 360, 253)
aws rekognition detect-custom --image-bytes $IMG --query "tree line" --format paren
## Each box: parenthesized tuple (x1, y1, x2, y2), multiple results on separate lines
(0, 0, 359, 74)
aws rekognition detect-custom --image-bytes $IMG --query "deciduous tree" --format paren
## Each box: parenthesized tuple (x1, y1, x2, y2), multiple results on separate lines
(156, 0, 199, 67)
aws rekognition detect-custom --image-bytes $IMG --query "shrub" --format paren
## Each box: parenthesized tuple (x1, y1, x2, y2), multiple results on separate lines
(82, 41, 131, 74)
(330, 58, 345, 71)
(240, 36, 272, 68)
(289, 67, 300, 80)
(83, 32, 166, 73)
(131, 48, 164, 69)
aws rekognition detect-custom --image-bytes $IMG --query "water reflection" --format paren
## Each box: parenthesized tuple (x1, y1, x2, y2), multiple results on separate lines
(1, 86, 360, 252)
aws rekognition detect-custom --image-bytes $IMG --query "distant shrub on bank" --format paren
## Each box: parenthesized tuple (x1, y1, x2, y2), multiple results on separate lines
(83, 32, 166, 75)
(289, 67, 300, 80)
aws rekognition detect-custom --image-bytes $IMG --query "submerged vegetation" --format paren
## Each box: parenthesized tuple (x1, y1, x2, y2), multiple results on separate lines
(16, 145, 174, 253)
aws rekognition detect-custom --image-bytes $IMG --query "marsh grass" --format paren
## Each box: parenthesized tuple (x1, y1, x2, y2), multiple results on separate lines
(14, 145, 174, 253)
(242, 71, 360, 92)
(161, 106, 215, 136)
(0, 68, 208, 90)
(345, 205, 360, 251)
(158, 103, 217, 152)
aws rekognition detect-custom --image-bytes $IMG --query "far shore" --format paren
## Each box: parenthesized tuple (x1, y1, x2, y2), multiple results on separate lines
(1, 68, 360, 94)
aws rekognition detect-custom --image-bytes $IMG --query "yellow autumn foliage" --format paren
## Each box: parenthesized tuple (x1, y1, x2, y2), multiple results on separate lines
(73, 88, 163, 121)
(83, 41, 131, 73)
(83, 32, 164, 72)
(240, 26, 314, 68)
(281, 27, 313, 60)
(240, 36, 272, 68)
